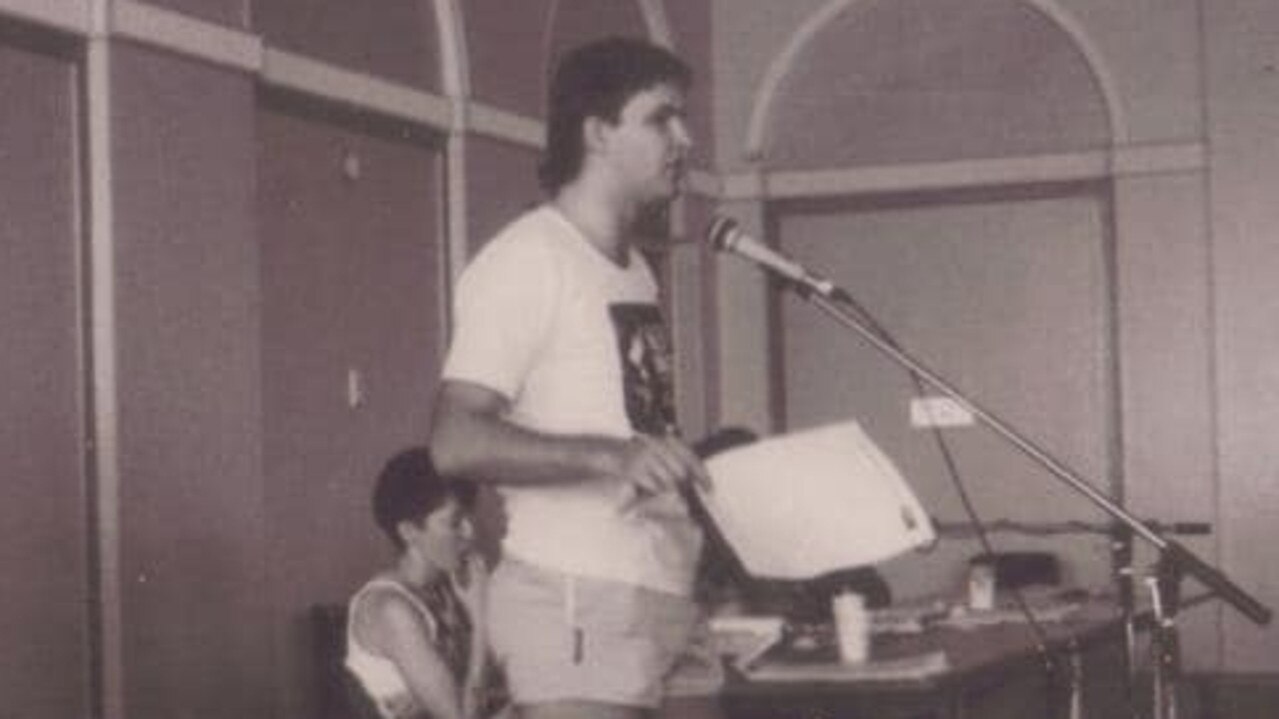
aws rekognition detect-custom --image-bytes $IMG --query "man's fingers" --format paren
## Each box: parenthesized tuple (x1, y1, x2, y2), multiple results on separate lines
(664, 436, 713, 492)
(619, 434, 711, 496)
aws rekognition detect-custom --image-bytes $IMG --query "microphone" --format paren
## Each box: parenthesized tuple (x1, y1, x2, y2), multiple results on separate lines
(706, 215, 845, 300)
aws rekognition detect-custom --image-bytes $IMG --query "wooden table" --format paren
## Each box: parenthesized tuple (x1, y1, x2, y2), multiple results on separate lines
(721, 602, 1132, 719)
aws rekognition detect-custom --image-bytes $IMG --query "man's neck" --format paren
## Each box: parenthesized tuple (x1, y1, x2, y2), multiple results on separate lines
(552, 181, 636, 265)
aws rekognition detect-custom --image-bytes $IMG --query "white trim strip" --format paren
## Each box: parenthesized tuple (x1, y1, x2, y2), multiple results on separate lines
(430, 0, 468, 98)
(765, 152, 1111, 197)
(638, 0, 673, 48)
(111, 1, 261, 73)
(0, 0, 92, 34)
(468, 101, 544, 147)
(723, 143, 1205, 200)
(684, 169, 722, 198)
(85, 33, 124, 719)
(1113, 142, 1206, 176)
(445, 133, 468, 297)
(261, 48, 454, 130)
(721, 171, 768, 200)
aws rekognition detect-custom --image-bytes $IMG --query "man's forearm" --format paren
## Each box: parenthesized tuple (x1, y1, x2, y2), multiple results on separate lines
(429, 405, 623, 486)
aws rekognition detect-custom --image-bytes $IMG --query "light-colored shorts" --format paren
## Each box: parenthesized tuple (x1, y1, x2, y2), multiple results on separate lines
(486, 556, 699, 709)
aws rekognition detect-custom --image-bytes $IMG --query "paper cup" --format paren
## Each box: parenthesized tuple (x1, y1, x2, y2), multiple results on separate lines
(832, 591, 870, 663)
(968, 561, 996, 610)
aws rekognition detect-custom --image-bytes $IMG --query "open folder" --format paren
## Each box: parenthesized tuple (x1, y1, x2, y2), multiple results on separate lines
(696, 420, 935, 580)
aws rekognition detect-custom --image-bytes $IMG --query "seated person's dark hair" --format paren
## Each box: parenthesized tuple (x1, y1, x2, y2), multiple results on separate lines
(372, 447, 477, 552)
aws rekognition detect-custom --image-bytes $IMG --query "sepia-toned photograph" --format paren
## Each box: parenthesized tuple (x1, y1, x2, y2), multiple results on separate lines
(3, 2, 1276, 719)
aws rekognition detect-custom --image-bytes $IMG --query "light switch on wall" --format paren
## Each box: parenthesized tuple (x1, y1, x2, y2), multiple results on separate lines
(909, 396, 973, 428)
(347, 368, 365, 409)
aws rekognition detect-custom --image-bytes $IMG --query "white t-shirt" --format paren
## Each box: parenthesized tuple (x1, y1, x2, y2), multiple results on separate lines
(442, 205, 701, 595)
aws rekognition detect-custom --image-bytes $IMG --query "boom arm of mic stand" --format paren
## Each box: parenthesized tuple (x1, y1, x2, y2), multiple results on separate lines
(796, 287, 1272, 626)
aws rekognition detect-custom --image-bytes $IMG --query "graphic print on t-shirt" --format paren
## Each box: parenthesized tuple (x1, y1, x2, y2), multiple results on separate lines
(609, 303, 676, 434)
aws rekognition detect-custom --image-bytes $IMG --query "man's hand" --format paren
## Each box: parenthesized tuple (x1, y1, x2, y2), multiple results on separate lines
(614, 433, 712, 509)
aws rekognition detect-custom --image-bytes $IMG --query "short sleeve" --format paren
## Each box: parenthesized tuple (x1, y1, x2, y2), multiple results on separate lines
(441, 234, 559, 400)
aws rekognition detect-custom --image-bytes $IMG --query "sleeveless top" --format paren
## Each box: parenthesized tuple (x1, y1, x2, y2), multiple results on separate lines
(345, 576, 472, 719)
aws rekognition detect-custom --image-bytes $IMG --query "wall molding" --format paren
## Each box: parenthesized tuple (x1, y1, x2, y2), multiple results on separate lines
(685, 169, 722, 198)
(468, 101, 544, 147)
(84, 31, 124, 719)
(0, 3, 1203, 206)
(111, 1, 261, 72)
(430, 0, 467, 98)
(722, 143, 1206, 200)
(743, 0, 1129, 162)
(1113, 141, 1206, 176)
(0, 0, 91, 34)
(637, 0, 673, 48)
(260, 48, 454, 129)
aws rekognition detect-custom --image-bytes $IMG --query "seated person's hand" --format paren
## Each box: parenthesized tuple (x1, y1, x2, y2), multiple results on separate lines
(451, 553, 488, 618)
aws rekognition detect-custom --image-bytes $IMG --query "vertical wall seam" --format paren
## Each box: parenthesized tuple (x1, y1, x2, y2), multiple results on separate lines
(85, 6, 123, 717)
(1192, 0, 1226, 670)
(637, 0, 673, 48)
(431, 0, 470, 348)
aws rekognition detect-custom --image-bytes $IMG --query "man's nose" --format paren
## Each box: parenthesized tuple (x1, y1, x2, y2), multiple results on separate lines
(672, 118, 693, 150)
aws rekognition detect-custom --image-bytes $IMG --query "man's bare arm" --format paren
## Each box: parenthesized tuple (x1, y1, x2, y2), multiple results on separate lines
(428, 380, 709, 495)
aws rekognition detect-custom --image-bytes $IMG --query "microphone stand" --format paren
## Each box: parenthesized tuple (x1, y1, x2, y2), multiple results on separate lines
(774, 278, 1271, 719)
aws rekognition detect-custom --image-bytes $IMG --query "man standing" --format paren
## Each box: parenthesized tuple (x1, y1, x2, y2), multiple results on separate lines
(429, 37, 711, 719)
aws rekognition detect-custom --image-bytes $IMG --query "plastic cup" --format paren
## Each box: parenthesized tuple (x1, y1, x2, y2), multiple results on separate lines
(831, 591, 870, 663)
(968, 560, 996, 610)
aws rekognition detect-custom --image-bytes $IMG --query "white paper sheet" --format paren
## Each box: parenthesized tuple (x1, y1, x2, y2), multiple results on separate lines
(698, 420, 935, 579)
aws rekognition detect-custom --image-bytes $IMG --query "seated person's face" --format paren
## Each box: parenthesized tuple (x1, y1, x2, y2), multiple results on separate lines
(403, 497, 474, 573)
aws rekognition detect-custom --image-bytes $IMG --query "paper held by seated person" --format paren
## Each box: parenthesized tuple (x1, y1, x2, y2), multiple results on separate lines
(698, 420, 935, 580)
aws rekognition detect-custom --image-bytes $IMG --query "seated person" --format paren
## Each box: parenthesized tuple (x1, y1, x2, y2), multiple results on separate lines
(346, 447, 503, 719)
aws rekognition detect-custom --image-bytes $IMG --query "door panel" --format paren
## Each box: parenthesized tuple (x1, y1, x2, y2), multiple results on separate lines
(776, 184, 1116, 598)
(0, 28, 89, 719)
(257, 93, 445, 717)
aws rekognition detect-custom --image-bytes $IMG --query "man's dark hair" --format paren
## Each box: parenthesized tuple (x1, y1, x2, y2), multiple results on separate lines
(372, 447, 477, 552)
(538, 36, 692, 194)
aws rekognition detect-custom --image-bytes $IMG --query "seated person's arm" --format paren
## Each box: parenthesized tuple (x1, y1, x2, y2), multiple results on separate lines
(454, 555, 491, 718)
(429, 380, 708, 496)
(356, 589, 467, 719)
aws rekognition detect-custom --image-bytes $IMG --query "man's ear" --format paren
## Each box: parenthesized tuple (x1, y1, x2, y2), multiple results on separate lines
(582, 115, 610, 154)
(395, 519, 418, 546)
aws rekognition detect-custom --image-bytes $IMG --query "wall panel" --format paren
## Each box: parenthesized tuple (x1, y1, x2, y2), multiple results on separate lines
(764, 0, 1109, 169)
(136, 0, 249, 29)
(257, 92, 446, 717)
(1204, 0, 1279, 670)
(0, 24, 89, 719)
(111, 43, 268, 719)
(775, 184, 1116, 600)
(464, 135, 542, 256)
(253, 0, 440, 91)
(462, 0, 555, 117)
(664, 0, 716, 171)
(545, 0, 649, 82)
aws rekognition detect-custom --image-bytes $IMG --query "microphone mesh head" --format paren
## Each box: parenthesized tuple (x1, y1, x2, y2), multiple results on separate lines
(706, 215, 738, 251)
